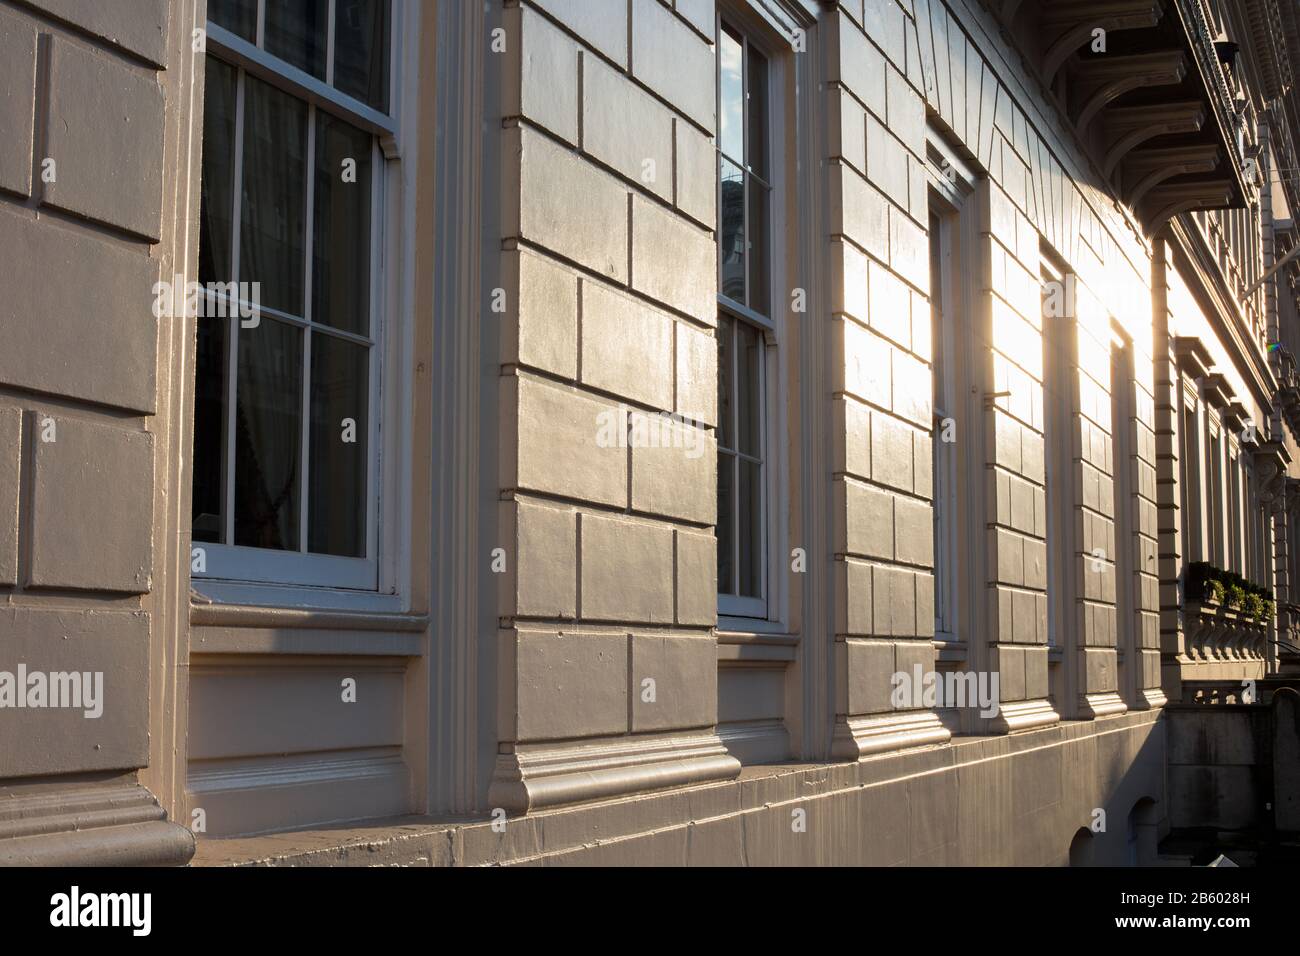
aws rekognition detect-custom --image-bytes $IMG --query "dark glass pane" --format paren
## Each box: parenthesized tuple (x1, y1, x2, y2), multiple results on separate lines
(748, 177, 769, 315)
(309, 333, 368, 557)
(334, 0, 390, 111)
(265, 0, 328, 78)
(313, 113, 371, 334)
(737, 320, 762, 457)
(717, 314, 734, 452)
(738, 458, 762, 598)
(720, 157, 745, 303)
(240, 76, 307, 316)
(718, 452, 735, 594)
(208, 0, 256, 41)
(192, 316, 228, 544)
(747, 43, 768, 180)
(234, 318, 302, 550)
(199, 58, 236, 285)
(719, 25, 744, 164)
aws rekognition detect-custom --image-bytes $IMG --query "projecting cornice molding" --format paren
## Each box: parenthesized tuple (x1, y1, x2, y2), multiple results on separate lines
(1201, 371, 1232, 408)
(1173, 334, 1213, 377)
(1221, 400, 1249, 434)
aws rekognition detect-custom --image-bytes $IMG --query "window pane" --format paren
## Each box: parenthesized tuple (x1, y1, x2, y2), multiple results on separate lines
(717, 314, 734, 451)
(192, 316, 228, 544)
(309, 333, 368, 557)
(748, 178, 769, 315)
(313, 113, 371, 335)
(208, 0, 256, 41)
(719, 25, 744, 163)
(199, 58, 236, 285)
(334, 0, 390, 111)
(738, 458, 762, 598)
(720, 157, 745, 303)
(737, 320, 762, 457)
(747, 43, 768, 180)
(718, 452, 735, 594)
(265, 0, 329, 79)
(234, 318, 303, 550)
(240, 76, 307, 316)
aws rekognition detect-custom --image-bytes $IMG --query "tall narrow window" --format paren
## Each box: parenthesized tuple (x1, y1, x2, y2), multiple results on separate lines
(930, 205, 965, 642)
(1179, 396, 1202, 563)
(1042, 257, 1076, 651)
(1209, 426, 1225, 567)
(1229, 448, 1242, 572)
(1111, 328, 1137, 703)
(194, 0, 392, 590)
(717, 15, 774, 619)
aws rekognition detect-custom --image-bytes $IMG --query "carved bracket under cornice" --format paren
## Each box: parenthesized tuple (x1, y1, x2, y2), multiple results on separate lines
(1072, 50, 1187, 139)
(1123, 142, 1220, 207)
(1140, 179, 1233, 234)
(1039, 0, 1165, 87)
(1102, 101, 1206, 178)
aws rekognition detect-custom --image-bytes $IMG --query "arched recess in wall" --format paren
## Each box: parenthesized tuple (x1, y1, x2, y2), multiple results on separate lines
(1068, 826, 1095, 867)
(1127, 796, 1161, 865)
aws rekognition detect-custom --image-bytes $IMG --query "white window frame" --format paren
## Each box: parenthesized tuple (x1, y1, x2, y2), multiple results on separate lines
(193, 1, 404, 602)
(715, 6, 788, 626)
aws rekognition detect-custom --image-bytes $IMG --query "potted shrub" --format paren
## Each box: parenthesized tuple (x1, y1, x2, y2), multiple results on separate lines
(1205, 578, 1225, 605)
(1225, 583, 1246, 610)
(1243, 592, 1264, 621)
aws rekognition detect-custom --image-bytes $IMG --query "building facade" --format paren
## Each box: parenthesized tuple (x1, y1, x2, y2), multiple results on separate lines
(2, 0, 1299, 866)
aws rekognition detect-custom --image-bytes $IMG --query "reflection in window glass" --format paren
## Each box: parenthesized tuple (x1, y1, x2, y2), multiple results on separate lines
(720, 158, 745, 303)
(334, 0, 391, 111)
(265, 0, 329, 78)
(208, 0, 256, 41)
(719, 26, 744, 163)
(716, 23, 770, 316)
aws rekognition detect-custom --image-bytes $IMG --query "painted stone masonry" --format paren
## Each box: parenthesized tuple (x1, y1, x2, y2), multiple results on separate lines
(1, 0, 1299, 866)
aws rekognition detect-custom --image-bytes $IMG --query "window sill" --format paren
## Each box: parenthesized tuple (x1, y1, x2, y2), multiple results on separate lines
(932, 639, 968, 663)
(191, 579, 412, 618)
(717, 614, 793, 636)
(716, 628, 797, 663)
(189, 593, 427, 656)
